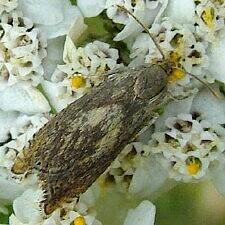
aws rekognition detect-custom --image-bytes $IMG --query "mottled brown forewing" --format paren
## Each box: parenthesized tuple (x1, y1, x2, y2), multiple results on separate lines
(12, 64, 167, 214)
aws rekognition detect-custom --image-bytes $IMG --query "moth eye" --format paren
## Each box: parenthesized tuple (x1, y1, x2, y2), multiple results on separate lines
(134, 65, 167, 99)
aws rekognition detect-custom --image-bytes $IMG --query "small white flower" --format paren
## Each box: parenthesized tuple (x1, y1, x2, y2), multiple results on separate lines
(41, 79, 75, 112)
(43, 38, 123, 111)
(106, 0, 166, 41)
(0, 11, 47, 86)
(61, 38, 123, 76)
(195, 0, 225, 42)
(131, 19, 209, 74)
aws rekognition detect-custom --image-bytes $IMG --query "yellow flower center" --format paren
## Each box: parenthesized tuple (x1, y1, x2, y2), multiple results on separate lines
(168, 68, 185, 83)
(201, 7, 215, 28)
(170, 33, 184, 48)
(70, 75, 86, 89)
(74, 216, 86, 225)
(186, 157, 202, 175)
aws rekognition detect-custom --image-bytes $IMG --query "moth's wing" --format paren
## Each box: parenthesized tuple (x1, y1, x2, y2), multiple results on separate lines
(40, 102, 127, 214)
(12, 74, 134, 214)
(12, 65, 167, 214)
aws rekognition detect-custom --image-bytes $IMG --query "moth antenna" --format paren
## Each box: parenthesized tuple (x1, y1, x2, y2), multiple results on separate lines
(186, 71, 220, 98)
(173, 67, 220, 98)
(117, 5, 166, 60)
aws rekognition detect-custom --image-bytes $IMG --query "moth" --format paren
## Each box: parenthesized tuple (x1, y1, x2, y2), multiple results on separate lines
(12, 64, 168, 214)
(11, 5, 216, 215)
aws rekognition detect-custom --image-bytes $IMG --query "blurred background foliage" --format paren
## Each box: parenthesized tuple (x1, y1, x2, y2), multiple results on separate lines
(0, 205, 13, 224)
(155, 181, 225, 225)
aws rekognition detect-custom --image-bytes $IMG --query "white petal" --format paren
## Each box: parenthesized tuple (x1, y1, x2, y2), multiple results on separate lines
(191, 87, 225, 124)
(43, 36, 65, 79)
(68, 14, 87, 44)
(13, 189, 43, 224)
(0, 177, 25, 202)
(164, 0, 195, 24)
(129, 155, 169, 196)
(123, 200, 155, 225)
(63, 36, 77, 64)
(9, 214, 25, 225)
(19, 0, 64, 25)
(114, 8, 159, 41)
(208, 29, 225, 83)
(39, 5, 82, 39)
(77, 0, 106, 17)
(0, 111, 18, 143)
(22, 1, 84, 39)
(209, 159, 225, 196)
(41, 80, 74, 112)
(0, 82, 50, 114)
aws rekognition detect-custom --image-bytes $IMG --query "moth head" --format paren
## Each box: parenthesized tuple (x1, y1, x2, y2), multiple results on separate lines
(134, 64, 167, 100)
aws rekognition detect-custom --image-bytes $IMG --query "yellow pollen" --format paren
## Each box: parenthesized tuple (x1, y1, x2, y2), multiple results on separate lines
(186, 157, 201, 175)
(168, 68, 185, 83)
(74, 216, 86, 225)
(70, 75, 86, 89)
(201, 7, 215, 28)
(170, 52, 181, 65)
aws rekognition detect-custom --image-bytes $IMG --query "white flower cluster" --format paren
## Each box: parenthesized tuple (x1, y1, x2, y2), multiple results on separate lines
(148, 113, 225, 181)
(43, 39, 123, 112)
(0, 9, 47, 86)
